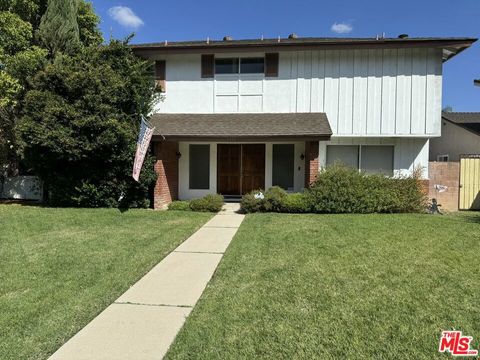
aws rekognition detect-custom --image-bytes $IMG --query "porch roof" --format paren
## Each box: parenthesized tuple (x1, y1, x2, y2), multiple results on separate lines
(149, 113, 332, 141)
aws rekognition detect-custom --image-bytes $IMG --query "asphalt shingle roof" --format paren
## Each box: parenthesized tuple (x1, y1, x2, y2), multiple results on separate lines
(149, 113, 332, 141)
(442, 112, 480, 136)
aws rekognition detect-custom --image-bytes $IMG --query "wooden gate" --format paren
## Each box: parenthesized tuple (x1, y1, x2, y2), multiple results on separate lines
(459, 155, 480, 210)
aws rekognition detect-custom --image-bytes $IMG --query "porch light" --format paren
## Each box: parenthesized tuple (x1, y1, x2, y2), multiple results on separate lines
(300, 153, 305, 161)
(176, 151, 182, 159)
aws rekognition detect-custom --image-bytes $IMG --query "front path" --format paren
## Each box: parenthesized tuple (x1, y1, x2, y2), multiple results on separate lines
(49, 204, 244, 360)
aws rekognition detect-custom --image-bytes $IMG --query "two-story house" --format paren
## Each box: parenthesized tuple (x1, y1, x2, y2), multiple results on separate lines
(132, 36, 476, 209)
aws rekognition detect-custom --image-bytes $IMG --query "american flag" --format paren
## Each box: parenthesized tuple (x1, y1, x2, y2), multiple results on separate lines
(132, 116, 155, 182)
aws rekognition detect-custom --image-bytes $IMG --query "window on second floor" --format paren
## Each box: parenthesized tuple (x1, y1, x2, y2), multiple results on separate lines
(214, 57, 264, 75)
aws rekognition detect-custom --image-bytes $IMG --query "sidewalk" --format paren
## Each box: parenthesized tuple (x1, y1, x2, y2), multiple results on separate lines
(49, 204, 244, 360)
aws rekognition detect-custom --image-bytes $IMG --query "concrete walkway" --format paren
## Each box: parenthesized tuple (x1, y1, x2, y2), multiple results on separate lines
(49, 203, 244, 360)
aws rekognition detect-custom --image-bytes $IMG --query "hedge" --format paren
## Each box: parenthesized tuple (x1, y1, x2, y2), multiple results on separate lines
(240, 165, 427, 214)
(168, 194, 224, 212)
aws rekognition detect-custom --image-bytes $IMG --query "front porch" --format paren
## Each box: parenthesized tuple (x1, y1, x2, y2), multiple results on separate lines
(149, 113, 331, 209)
(153, 140, 320, 209)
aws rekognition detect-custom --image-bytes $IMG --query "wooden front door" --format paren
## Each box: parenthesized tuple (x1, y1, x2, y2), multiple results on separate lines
(241, 144, 265, 194)
(217, 144, 265, 195)
(217, 144, 241, 195)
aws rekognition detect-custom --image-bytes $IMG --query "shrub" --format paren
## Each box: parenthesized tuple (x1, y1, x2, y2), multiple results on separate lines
(189, 194, 224, 212)
(281, 193, 311, 213)
(240, 190, 265, 213)
(168, 201, 191, 211)
(306, 164, 427, 214)
(263, 186, 288, 212)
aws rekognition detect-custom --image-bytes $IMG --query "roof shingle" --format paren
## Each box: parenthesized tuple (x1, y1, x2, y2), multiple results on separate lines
(149, 113, 332, 141)
(442, 112, 480, 136)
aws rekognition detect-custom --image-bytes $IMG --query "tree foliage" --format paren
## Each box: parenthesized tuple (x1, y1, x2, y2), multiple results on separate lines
(0, 0, 99, 177)
(78, 1, 102, 47)
(2, 0, 157, 208)
(18, 40, 158, 207)
(0, 11, 32, 54)
(37, 0, 80, 56)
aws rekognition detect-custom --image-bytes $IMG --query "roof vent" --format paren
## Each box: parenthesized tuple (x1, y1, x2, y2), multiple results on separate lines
(398, 34, 409, 39)
(223, 36, 233, 41)
(288, 33, 298, 39)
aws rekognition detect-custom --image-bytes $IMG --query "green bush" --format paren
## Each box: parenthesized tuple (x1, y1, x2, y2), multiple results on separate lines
(168, 201, 191, 211)
(240, 190, 265, 213)
(281, 193, 311, 213)
(263, 186, 288, 212)
(306, 164, 427, 214)
(189, 194, 224, 212)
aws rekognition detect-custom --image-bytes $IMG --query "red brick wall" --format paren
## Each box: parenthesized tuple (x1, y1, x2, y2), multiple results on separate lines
(153, 141, 179, 209)
(428, 162, 460, 211)
(305, 141, 319, 187)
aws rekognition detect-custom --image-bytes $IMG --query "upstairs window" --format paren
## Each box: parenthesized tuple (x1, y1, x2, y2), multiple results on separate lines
(240, 58, 264, 73)
(215, 58, 239, 74)
(215, 57, 265, 74)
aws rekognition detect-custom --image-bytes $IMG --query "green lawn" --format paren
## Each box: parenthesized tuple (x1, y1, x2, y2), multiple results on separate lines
(0, 205, 211, 360)
(167, 212, 480, 359)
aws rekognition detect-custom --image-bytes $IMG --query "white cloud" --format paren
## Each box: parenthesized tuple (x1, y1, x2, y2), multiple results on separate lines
(331, 22, 353, 34)
(108, 6, 144, 29)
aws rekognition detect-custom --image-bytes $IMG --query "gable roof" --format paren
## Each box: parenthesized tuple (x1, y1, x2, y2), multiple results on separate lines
(442, 112, 480, 136)
(149, 113, 332, 141)
(131, 37, 477, 62)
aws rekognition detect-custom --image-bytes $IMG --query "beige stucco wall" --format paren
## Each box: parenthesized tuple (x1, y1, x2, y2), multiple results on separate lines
(429, 120, 480, 162)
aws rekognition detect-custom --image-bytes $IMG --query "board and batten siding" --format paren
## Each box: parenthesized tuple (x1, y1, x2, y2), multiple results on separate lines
(153, 48, 442, 137)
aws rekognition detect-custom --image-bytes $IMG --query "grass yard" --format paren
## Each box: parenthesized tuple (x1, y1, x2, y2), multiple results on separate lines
(0, 205, 211, 360)
(167, 212, 480, 359)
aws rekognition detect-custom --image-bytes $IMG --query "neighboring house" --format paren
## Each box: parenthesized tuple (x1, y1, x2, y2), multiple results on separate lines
(430, 112, 480, 162)
(131, 36, 476, 209)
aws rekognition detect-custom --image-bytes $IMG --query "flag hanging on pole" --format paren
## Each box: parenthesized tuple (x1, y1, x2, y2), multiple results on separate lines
(132, 116, 155, 182)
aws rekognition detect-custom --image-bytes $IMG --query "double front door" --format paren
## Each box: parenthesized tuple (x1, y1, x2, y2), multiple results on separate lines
(217, 144, 265, 195)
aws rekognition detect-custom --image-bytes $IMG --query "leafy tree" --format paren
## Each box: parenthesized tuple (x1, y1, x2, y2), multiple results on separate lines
(37, 0, 80, 56)
(0, 0, 45, 26)
(0, 11, 32, 54)
(0, 11, 34, 177)
(0, 0, 98, 179)
(18, 40, 158, 207)
(78, 1, 102, 47)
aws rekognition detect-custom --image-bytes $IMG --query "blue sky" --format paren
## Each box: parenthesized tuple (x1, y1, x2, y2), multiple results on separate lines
(91, 0, 479, 111)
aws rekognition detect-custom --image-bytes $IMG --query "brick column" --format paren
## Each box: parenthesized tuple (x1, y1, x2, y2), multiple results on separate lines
(305, 141, 319, 187)
(153, 141, 179, 209)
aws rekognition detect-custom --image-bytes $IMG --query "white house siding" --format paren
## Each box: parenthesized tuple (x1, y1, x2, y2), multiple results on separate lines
(154, 48, 442, 138)
(178, 141, 305, 200)
(319, 137, 430, 179)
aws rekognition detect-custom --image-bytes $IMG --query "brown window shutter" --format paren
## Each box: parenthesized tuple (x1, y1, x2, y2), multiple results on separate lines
(265, 53, 279, 77)
(155, 60, 166, 92)
(201, 54, 214, 78)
